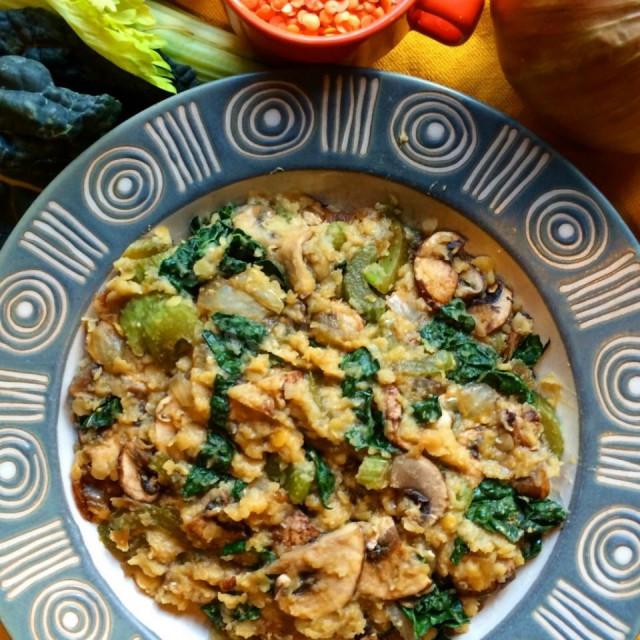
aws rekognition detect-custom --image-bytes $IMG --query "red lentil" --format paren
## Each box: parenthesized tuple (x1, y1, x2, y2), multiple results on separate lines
(249, 0, 393, 35)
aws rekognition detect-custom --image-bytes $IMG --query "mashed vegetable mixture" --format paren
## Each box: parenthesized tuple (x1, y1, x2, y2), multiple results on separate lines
(70, 193, 567, 640)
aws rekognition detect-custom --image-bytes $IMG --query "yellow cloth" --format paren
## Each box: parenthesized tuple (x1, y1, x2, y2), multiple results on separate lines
(175, 0, 640, 238)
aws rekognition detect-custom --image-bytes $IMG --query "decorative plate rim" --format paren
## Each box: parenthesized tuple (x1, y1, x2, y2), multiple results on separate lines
(1, 67, 639, 640)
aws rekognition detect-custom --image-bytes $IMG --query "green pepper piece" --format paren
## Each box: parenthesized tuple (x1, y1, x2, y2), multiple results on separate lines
(343, 245, 386, 322)
(284, 459, 315, 505)
(533, 394, 564, 457)
(394, 351, 456, 376)
(363, 220, 407, 294)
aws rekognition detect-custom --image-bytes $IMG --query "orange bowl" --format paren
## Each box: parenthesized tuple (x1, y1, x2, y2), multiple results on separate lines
(223, 0, 485, 64)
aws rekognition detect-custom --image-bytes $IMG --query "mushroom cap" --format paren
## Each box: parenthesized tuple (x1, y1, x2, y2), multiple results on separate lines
(469, 282, 513, 337)
(117, 442, 161, 504)
(390, 455, 448, 519)
(266, 522, 365, 619)
(358, 517, 432, 600)
(414, 255, 459, 306)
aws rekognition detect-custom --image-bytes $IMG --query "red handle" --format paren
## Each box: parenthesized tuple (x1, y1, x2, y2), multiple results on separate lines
(407, 0, 484, 46)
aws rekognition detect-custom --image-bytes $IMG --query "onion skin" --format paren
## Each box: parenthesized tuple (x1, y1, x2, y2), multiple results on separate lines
(491, 0, 640, 153)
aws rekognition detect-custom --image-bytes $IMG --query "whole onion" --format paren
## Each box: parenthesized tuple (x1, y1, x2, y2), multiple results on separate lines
(491, 0, 640, 153)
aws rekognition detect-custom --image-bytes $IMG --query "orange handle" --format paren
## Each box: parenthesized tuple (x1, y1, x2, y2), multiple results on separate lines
(407, 0, 484, 45)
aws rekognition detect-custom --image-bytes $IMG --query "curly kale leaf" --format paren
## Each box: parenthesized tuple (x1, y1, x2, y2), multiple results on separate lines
(420, 319, 497, 383)
(512, 333, 548, 366)
(401, 582, 470, 637)
(78, 396, 122, 431)
(436, 298, 475, 333)
(466, 479, 567, 555)
(478, 369, 536, 404)
(412, 395, 442, 423)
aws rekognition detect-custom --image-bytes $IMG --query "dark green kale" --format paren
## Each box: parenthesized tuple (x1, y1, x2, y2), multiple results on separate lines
(78, 396, 122, 430)
(221, 540, 247, 556)
(212, 313, 269, 352)
(437, 298, 476, 333)
(159, 210, 233, 295)
(340, 349, 398, 454)
(201, 601, 224, 629)
(182, 466, 220, 498)
(345, 389, 400, 454)
(0, 55, 121, 188)
(231, 479, 247, 501)
(512, 333, 548, 366)
(340, 347, 380, 388)
(209, 374, 235, 432)
(232, 603, 261, 622)
(307, 449, 335, 508)
(466, 479, 567, 555)
(450, 537, 470, 565)
(412, 395, 442, 423)
(420, 319, 497, 384)
(258, 549, 277, 567)
(478, 370, 536, 404)
(401, 582, 470, 638)
(197, 431, 235, 472)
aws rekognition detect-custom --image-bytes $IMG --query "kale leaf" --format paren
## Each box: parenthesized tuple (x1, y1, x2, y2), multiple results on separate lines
(182, 466, 220, 498)
(197, 431, 235, 472)
(232, 604, 261, 622)
(340, 348, 398, 453)
(478, 370, 536, 404)
(221, 540, 246, 556)
(201, 601, 224, 629)
(212, 313, 269, 351)
(437, 298, 476, 333)
(159, 210, 233, 295)
(231, 479, 247, 501)
(420, 319, 497, 384)
(401, 582, 470, 637)
(466, 479, 567, 554)
(412, 395, 442, 423)
(307, 449, 335, 508)
(209, 374, 235, 432)
(512, 333, 548, 366)
(450, 537, 470, 566)
(78, 395, 122, 431)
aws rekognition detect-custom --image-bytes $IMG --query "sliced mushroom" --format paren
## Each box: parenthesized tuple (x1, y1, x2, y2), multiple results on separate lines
(72, 472, 120, 522)
(117, 442, 161, 503)
(469, 282, 513, 337)
(310, 299, 366, 349)
(420, 231, 466, 261)
(266, 522, 365, 619)
(453, 258, 486, 300)
(359, 517, 431, 600)
(513, 468, 550, 499)
(413, 231, 467, 307)
(390, 455, 448, 520)
(279, 227, 316, 298)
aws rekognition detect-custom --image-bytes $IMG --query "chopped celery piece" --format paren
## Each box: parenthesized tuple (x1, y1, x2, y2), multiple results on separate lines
(363, 220, 407, 294)
(394, 350, 456, 376)
(343, 245, 386, 323)
(356, 455, 391, 490)
(285, 459, 315, 505)
(533, 394, 564, 457)
(120, 293, 201, 366)
(327, 221, 347, 249)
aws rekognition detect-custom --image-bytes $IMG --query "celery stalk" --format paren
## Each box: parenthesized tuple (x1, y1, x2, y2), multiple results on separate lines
(146, 0, 265, 82)
(356, 455, 391, 490)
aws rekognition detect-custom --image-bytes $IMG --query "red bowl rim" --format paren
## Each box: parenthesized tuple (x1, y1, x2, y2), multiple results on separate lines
(224, 0, 415, 48)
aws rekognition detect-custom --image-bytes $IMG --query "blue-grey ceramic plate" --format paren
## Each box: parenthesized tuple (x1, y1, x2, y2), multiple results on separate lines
(0, 68, 639, 640)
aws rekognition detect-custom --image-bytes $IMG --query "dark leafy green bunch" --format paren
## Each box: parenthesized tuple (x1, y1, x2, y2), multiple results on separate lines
(466, 478, 567, 559)
(339, 348, 398, 454)
(0, 55, 121, 188)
